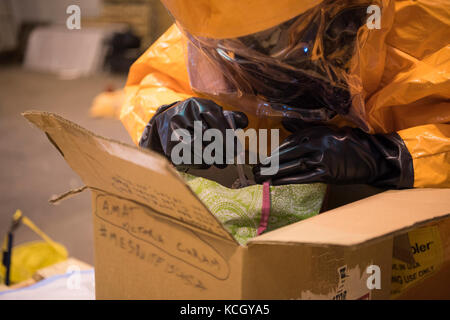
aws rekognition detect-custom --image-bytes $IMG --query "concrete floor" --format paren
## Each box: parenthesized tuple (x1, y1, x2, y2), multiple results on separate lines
(0, 66, 132, 265)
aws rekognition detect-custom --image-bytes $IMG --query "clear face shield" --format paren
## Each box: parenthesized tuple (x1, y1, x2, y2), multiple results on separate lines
(183, 1, 385, 130)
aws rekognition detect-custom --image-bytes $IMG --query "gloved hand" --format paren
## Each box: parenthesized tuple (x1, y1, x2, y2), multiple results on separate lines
(253, 122, 414, 188)
(139, 97, 248, 169)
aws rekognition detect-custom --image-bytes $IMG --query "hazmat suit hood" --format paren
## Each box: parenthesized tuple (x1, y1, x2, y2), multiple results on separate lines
(162, 0, 394, 131)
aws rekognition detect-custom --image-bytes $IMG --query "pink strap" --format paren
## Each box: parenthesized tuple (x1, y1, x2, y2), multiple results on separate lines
(257, 181, 271, 236)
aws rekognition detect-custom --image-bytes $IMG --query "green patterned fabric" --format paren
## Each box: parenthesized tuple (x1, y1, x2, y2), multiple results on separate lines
(181, 173, 327, 245)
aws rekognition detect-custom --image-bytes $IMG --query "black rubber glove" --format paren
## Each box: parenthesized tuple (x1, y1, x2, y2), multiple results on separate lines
(139, 98, 248, 169)
(253, 123, 414, 188)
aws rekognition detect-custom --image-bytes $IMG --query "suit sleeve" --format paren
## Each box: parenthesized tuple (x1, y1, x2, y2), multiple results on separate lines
(398, 124, 450, 188)
(120, 24, 194, 145)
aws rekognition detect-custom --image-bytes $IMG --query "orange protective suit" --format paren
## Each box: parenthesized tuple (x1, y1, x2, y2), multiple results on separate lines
(120, 0, 450, 188)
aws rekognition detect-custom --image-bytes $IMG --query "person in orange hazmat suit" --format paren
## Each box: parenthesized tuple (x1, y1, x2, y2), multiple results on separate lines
(120, 0, 450, 188)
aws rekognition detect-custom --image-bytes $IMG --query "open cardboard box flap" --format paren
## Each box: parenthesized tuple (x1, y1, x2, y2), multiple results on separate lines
(23, 111, 236, 244)
(250, 188, 450, 247)
(24, 111, 450, 249)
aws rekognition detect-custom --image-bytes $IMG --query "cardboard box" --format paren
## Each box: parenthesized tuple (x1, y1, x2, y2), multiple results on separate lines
(24, 111, 450, 300)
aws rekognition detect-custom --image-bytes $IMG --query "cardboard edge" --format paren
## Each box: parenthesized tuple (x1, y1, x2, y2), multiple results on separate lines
(247, 212, 450, 249)
(22, 110, 170, 163)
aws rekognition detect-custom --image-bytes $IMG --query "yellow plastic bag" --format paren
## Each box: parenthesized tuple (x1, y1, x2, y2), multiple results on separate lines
(0, 210, 68, 285)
